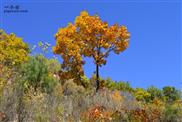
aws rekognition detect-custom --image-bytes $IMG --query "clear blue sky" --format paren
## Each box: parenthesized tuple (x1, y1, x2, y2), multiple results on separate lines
(0, 0, 181, 89)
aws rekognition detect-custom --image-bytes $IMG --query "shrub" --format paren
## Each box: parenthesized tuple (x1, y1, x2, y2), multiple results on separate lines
(20, 55, 59, 93)
(62, 80, 85, 96)
(162, 102, 182, 122)
(133, 88, 151, 102)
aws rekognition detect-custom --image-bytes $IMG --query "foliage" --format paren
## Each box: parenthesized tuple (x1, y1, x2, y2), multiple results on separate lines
(104, 77, 133, 92)
(0, 65, 12, 92)
(147, 86, 163, 101)
(20, 55, 59, 93)
(133, 88, 151, 102)
(80, 89, 126, 122)
(0, 29, 29, 67)
(1, 77, 182, 121)
(53, 11, 130, 89)
(46, 58, 61, 74)
(80, 75, 91, 89)
(62, 80, 85, 96)
(162, 86, 181, 102)
(162, 101, 182, 122)
(0, 30, 29, 92)
(81, 105, 112, 122)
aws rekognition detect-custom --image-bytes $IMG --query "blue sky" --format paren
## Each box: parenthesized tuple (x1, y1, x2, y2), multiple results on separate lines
(0, 0, 181, 89)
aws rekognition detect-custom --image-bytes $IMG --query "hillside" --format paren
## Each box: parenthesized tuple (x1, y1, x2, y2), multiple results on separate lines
(0, 23, 181, 122)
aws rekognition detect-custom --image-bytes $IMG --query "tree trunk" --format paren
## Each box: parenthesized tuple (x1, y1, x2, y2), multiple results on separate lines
(96, 64, 99, 92)
(96, 46, 101, 92)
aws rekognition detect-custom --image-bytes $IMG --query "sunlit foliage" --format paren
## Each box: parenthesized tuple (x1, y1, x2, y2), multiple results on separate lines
(53, 11, 130, 88)
(0, 30, 29, 91)
(134, 88, 151, 102)
(104, 77, 133, 92)
(0, 30, 29, 67)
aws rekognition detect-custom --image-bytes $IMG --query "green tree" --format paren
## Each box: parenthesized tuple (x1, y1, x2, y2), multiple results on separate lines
(162, 86, 181, 103)
(147, 86, 163, 101)
(20, 55, 59, 93)
(104, 77, 133, 92)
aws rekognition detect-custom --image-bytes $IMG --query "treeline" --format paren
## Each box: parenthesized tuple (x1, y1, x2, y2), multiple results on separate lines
(104, 78, 181, 103)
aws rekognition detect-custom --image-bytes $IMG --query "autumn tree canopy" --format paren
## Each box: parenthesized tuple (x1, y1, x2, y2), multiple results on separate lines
(53, 11, 130, 90)
(0, 30, 29, 67)
(0, 30, 29, 90)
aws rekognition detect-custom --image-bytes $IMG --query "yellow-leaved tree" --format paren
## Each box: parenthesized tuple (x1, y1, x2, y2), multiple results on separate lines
(0, 30, 29, 90)
(53, 11, 130, 91)
(0, 30, 29, 66)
